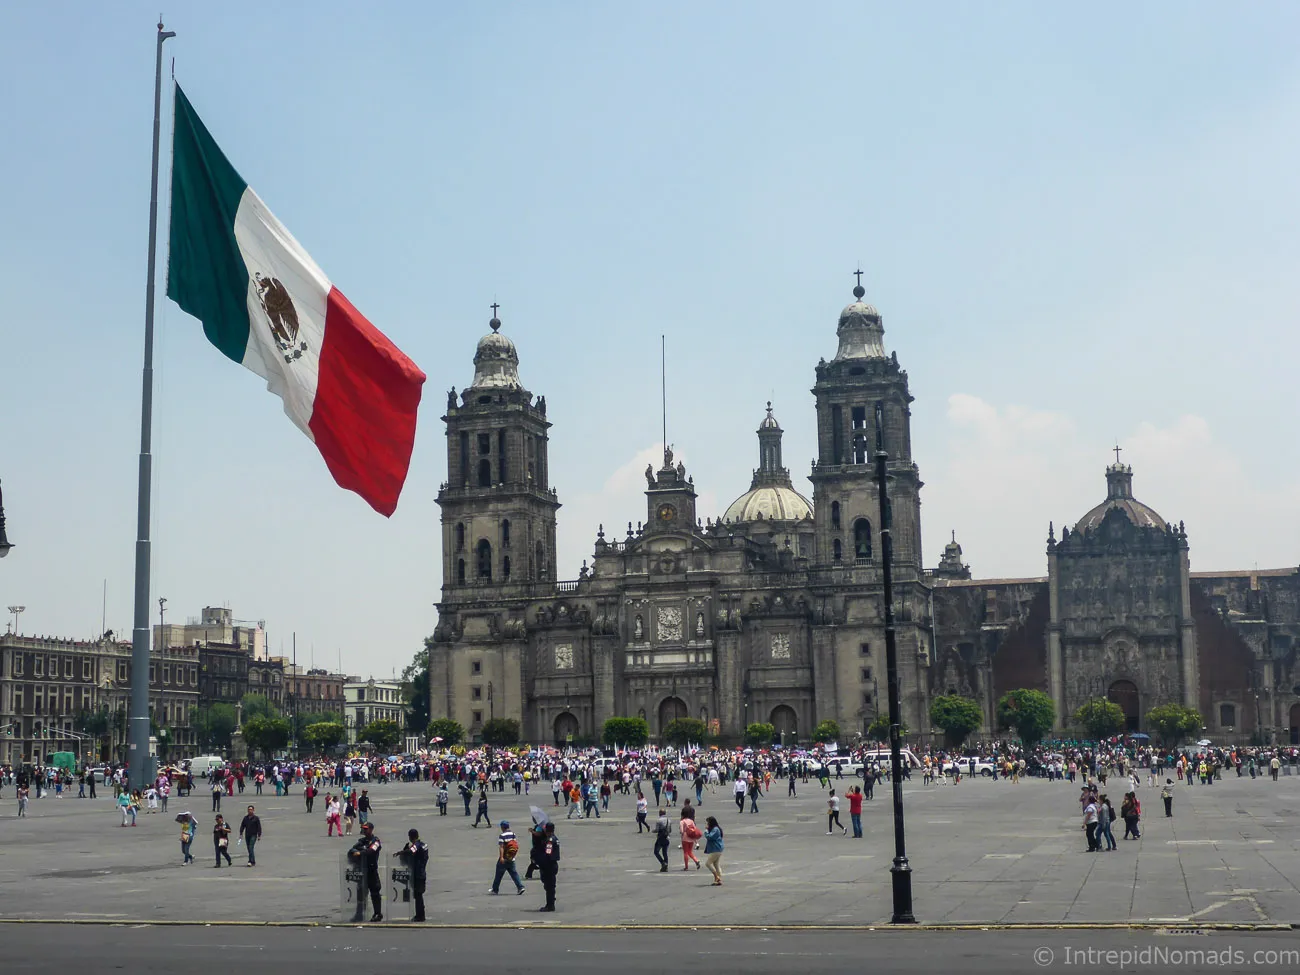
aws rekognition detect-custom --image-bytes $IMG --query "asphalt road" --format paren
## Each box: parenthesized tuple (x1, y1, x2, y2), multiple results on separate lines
(3, 924, 1298, 975)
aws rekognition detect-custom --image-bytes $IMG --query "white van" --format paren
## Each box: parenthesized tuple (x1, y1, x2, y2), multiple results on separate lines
(859, 748, 922, 770)
(192, 755, 225, 777)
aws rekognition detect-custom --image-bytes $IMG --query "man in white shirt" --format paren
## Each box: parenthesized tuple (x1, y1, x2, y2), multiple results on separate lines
(1083, 798, 1100, 851)
(733, 774, 747, 813)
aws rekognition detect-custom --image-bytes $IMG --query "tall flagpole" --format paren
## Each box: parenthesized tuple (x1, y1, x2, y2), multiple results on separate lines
(128, 19, 176, 790)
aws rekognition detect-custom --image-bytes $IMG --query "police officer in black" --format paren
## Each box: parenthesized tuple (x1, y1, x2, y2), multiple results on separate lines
(536, 822, 560, 912)
(347, 822, 383, 922)
(523, 820, 547, 880)
(395, 828, 429, 922)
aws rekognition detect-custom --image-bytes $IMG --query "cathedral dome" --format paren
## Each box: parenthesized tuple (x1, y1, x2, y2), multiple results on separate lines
(1074, 462, 1166, 533)
(833, 282, 886, 361)
(470, 314, 521, 389)
(723, 484, 813, 524)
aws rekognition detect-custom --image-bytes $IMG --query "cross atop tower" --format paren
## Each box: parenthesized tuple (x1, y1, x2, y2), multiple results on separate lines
(1113, 443, 1123, 465)
(852, 268, 866, 300)
(853, 268, 864, 288)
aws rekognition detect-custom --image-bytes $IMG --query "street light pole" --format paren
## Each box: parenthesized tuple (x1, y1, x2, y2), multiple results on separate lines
(488, 681, 494, 721)
(875, 401, 915, 924)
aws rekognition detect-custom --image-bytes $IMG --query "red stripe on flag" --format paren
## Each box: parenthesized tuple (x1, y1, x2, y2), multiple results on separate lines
(310, 287, 426, 516)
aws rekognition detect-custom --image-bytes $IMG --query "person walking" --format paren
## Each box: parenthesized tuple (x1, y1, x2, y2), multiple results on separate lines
(827, 789, 846, 835)
(213, 814, 233, 867)
(347, 823, 384, 922)
(211, 778, 222, 813)
(1082, 795, 1100, 851)
(847, 785, 864, 838)
(748, 777, 761, 814)
(459, 781, 473, 816)
(358, 789, 372, 826)
(1161, 779, 1175, 817)
(326, 795, 342, 836)
(239, 804, 262, 867)
(536, 822, 560, 912)
(88, 771, 97, 800)
(304, 781, 317, 815)
(117, 788, 132, 826)
(178, 812, 197, 864)
(17, 784, 30, 817)
(396, 828, 429, 922)
(1120, 792, 1141, 839)
(473, 788, 491, 828)
(703, 816, 724, 886)
(436, 784, 448, 816)
(733, 774, 746, 813)
(652, 808, 671, 872)
(491, 821, 527, 895)
(680, 810, 702, 870)
(787, 769, 797, 797)
(635, 791, 650, 833)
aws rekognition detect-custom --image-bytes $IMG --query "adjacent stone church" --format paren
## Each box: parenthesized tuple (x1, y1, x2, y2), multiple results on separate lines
(428, 287, 1300, 746)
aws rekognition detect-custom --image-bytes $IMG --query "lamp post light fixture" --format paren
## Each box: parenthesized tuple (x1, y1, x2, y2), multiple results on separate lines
(0, 479, 13, 558)
(8, 605, 24, 635)
(488, 681, 494, 721)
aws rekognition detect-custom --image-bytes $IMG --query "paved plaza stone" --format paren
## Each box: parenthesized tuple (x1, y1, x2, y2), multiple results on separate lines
(2, 772, 1299, 926)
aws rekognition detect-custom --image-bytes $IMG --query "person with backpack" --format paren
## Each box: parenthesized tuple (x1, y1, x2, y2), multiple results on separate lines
(652, 807, 672, 872)
(703, 816, 725, 886)
(491, 821, 526, 895)
(436, 784, 449, 816)
(680, 810, 703, 870)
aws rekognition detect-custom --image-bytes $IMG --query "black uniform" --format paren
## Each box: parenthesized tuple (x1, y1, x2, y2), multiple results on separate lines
(348, 831, 384, 921)
(537, 831, 561, 912)
(396, 838, 429, 921)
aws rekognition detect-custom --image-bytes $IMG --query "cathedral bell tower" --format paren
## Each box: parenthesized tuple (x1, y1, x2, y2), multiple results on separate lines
(809, 276, 923, 572)
(436, 307, 560, 602)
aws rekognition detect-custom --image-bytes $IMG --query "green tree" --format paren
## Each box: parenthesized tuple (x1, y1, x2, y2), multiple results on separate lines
(192, 703, 237, 751)
(293, 709, 337, 739)
(930, 695, 984, 748)
(744, 722, 776, 747)
(481, 717, 521, 746)
(1073, 698, 1126, 740)
(995, 689, 1057, 747)
(360, 718, 403, 752)
(1146, 703, 1202, 746)
(812, 719, 841, 744)
(302, 721, 346, 753)
(865, 714, 910, 742)
(241, 716, 291, 758)
(426, 718, 464, 746)
(602, 716, 651, 747)
(240, 693, 278, 721)
(402, 640, 432, 733)
(661, 717, 708, 747)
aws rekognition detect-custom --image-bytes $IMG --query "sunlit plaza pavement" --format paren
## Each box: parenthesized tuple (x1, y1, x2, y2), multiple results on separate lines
(3, 772, 1300, 925)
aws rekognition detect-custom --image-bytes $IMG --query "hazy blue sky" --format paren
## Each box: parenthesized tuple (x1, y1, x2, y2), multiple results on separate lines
(2, 3, 1298, 680)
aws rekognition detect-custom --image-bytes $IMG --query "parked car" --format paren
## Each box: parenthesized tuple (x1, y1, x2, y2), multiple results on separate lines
(941, 756, 996, 776)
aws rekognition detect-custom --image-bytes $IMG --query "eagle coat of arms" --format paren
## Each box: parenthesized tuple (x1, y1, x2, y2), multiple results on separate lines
(255, 273, 309, 363)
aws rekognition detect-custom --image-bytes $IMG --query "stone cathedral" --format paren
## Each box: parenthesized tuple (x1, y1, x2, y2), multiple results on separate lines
(429, 286, 1300, 747)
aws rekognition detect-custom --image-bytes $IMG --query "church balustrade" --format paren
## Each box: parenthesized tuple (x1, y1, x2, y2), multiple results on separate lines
(624, 646, 715, 671)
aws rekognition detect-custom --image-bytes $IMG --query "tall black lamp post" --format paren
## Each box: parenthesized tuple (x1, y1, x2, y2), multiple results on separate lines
(875, 401, 915, 924)
(488, 681, 494, 721)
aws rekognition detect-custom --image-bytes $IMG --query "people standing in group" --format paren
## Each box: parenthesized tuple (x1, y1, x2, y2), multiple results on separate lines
(396, 829, 429, 922)
(213, 814, 233, 867)
(491, 820, 527, 895)
(703, 816, 724, 886)
(239, 804, 262, 867)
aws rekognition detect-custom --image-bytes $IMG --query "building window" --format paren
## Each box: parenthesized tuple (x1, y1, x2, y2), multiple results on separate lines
(498, 429, 508, 483)
(861, 667, 873, 681)
(457, 559, 466, 584)
(477, 539, 493, 581)
(831, 404, 844, 464)
(853, 518, 872, 561)
(34, 657, 43, 677)
(860, 642, 871, 656)
(478, 459, 492, 488)
(163, 665, 171, 684)
(503, 556, 511, 580)
(1219, 703, 1236, 727)
(472, 710, 483, 725)
(63, 658, 73, 678)
(13, 654, 21, 676)
(471, 660, 482, 675)
(831, 501, 840, 529)
(118, 661, 128, 683)
(535, 541, 546, 578)
(459, 431, 470, 484)
(863, 692, 872, 706)
(82, 659, 91, 680)
(455, 523, 465, 551)
(472, 686, 482, 700)
(501, 519, 511, 548)
(190, 667, 197, 686)
(832, 538, 842, 562)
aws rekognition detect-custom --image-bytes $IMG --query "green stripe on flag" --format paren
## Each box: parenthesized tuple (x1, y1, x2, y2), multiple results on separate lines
(166, 84, 252, 364)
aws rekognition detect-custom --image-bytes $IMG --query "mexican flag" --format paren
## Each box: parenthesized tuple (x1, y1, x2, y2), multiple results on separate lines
(166, 85, 425, 516)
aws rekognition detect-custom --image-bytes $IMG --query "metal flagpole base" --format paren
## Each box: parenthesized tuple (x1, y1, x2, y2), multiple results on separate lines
(890, 856, 916, 924)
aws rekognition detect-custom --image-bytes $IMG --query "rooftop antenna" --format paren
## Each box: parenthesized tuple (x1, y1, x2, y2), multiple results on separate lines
(661, 334, 667, 464)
